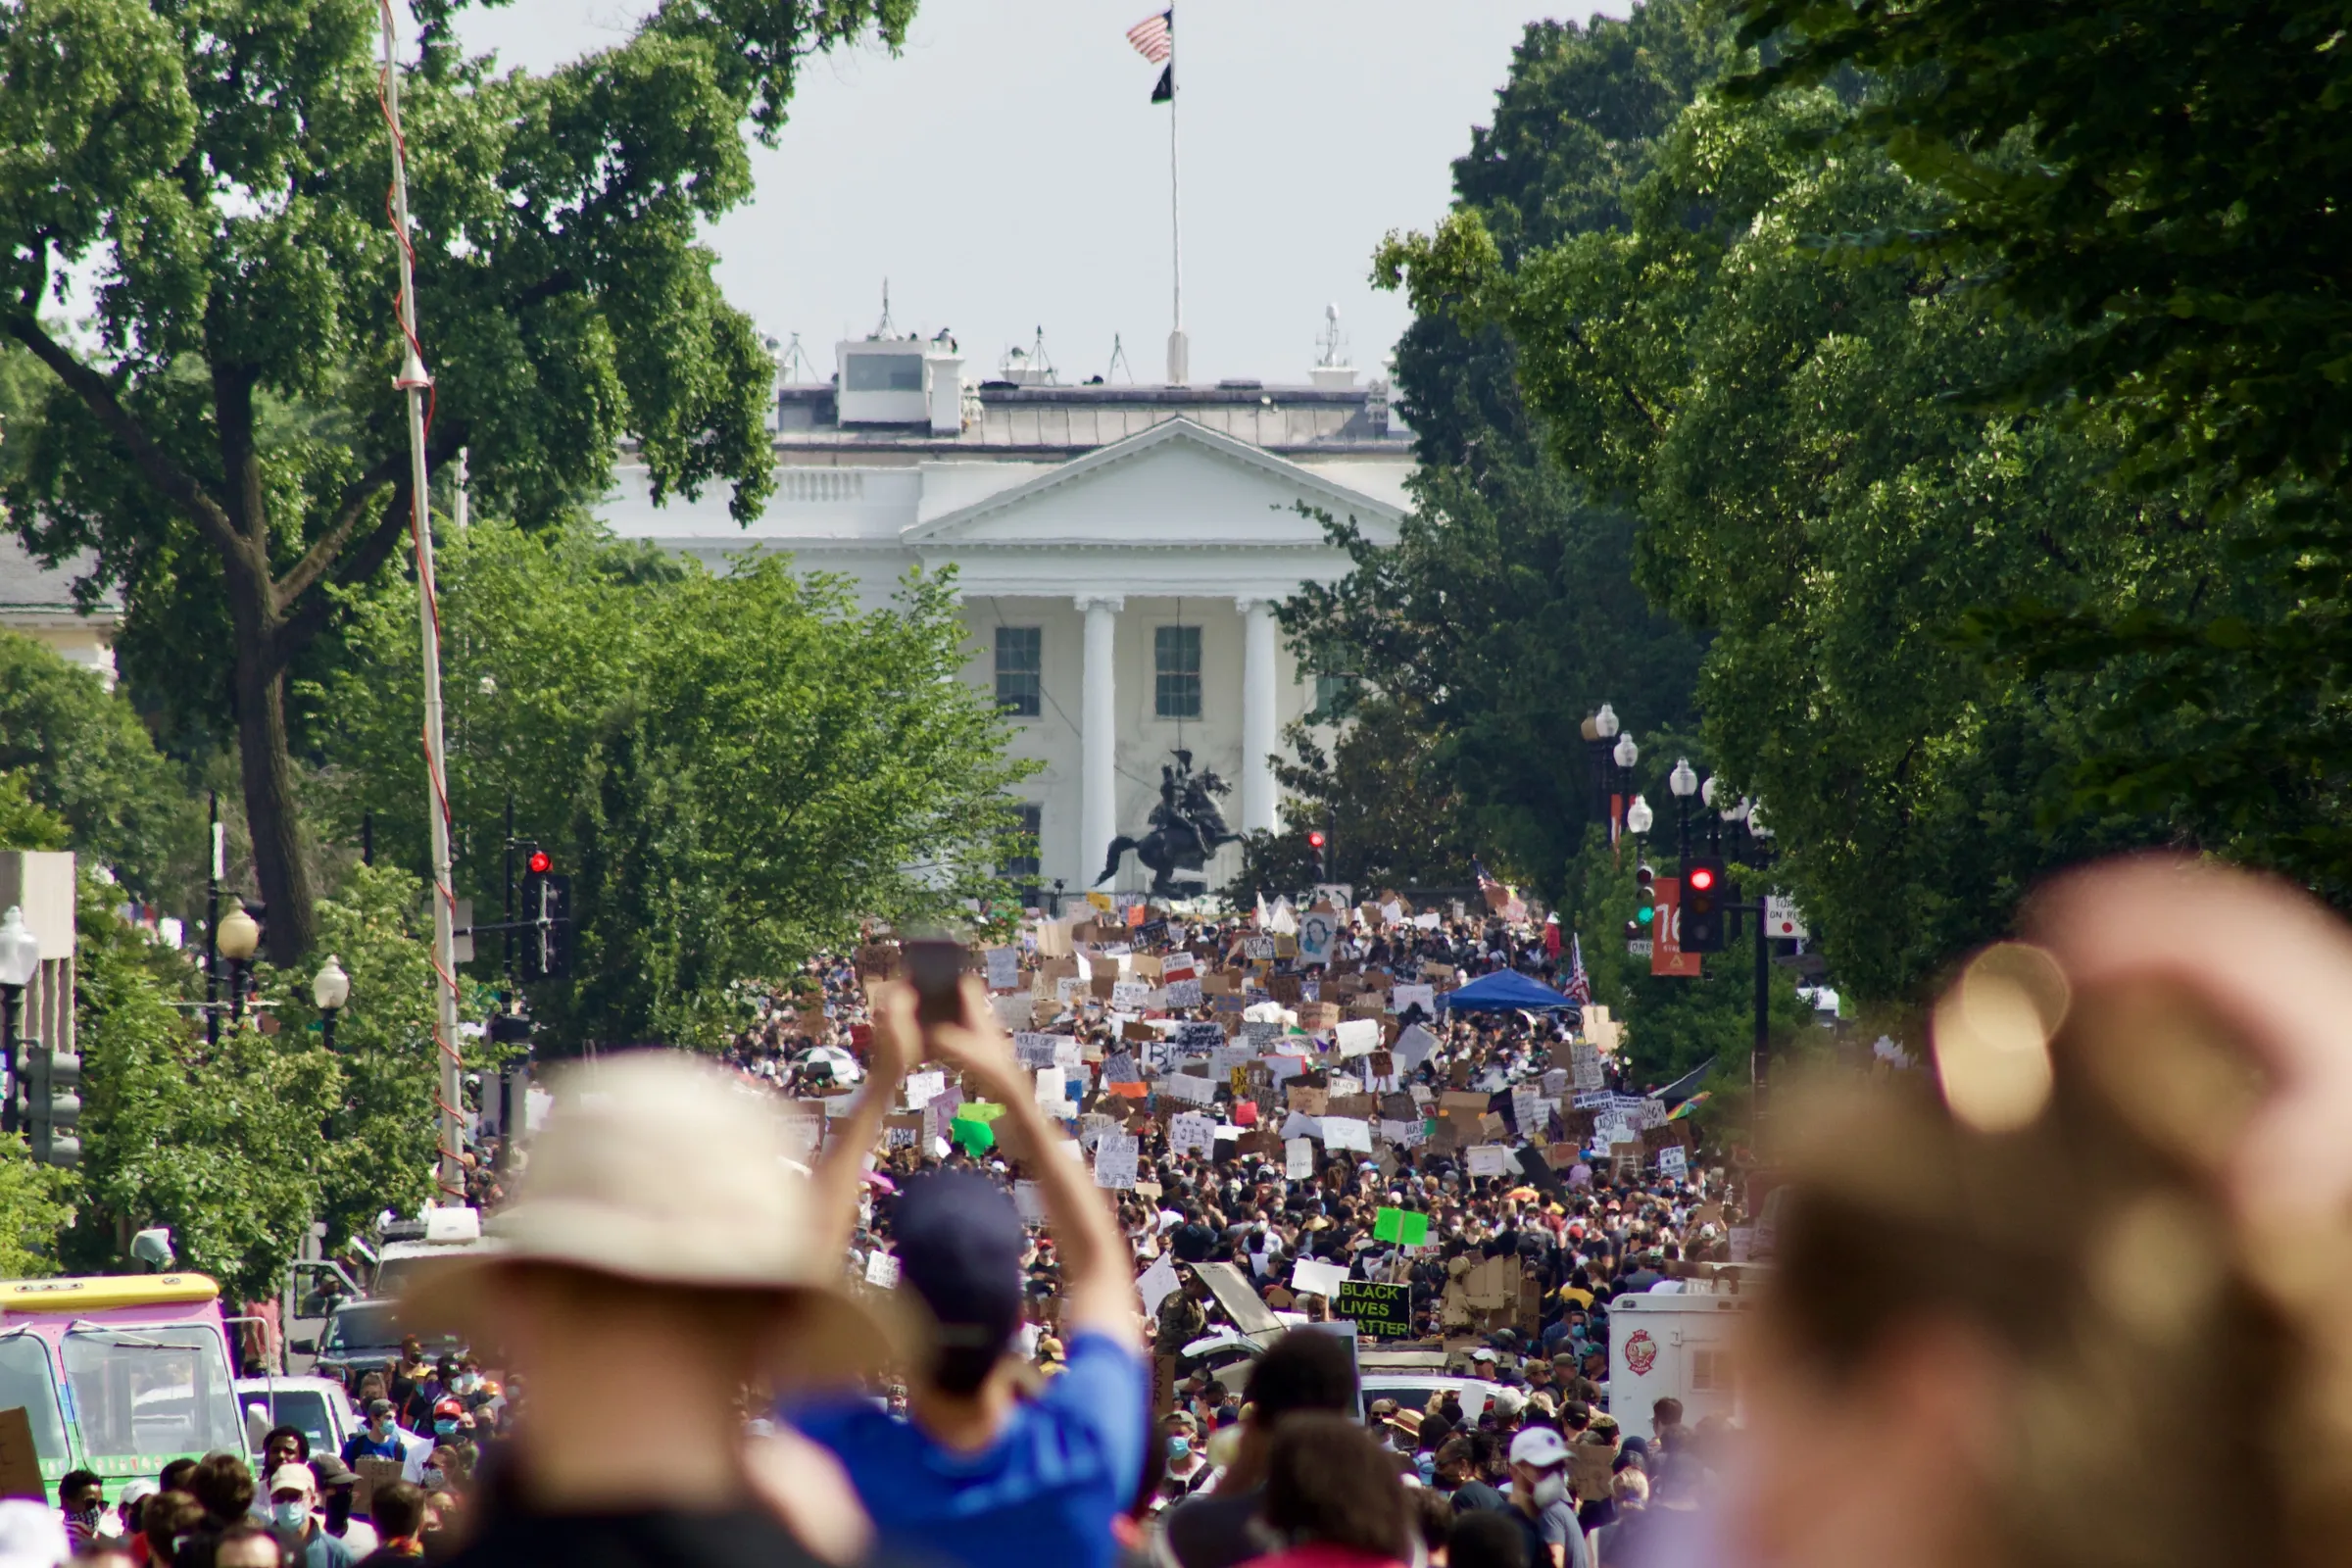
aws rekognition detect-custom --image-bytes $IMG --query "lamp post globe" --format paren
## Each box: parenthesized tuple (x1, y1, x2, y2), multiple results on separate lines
(1625, 795, 1655, 836)
(313, 955, 350, 1050)
(1669, 759, 1697, 798)
(1612, 734, 1639, 770)
(0, 907, 37, 990)
(1748, 802, 1774, 839)
(313, 955, 350, 1011)
(216, 905, 261, 962)
(1593, 703, 1620, 740)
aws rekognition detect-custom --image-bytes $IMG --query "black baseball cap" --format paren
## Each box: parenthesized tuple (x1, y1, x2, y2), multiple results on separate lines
(893, 1171, 1024, 1354)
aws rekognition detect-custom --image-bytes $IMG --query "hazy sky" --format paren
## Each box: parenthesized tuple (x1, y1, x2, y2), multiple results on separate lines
(444, 0, 1625, 387)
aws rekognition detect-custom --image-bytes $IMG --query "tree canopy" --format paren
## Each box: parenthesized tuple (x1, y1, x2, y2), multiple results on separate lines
(1287, 5, 1721, 898)
(313, 518, 1031, 1049)
(0, 0, 913, 961)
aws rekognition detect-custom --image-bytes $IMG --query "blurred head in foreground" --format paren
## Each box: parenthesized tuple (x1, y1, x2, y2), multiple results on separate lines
(408, 1051, 889, 1516)
(1743, 924, 2352, 1568)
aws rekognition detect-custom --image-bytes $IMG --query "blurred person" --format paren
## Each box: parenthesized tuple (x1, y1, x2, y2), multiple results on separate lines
(141, 1494, 203, 1568)
(1235, 1412, 1412, 1568)
(1591, 1467, 1652, 1568)
(1408, 1491, 1457, 1568)
(350, 1485, 423, 1567)
(0, 1498, 67, 1568)
(1740, 917, 2352, 1568)
(1447, 1511, 1529, 1568)
(59, 1471, 105, 1550)
(259, 1433, 308, 1480)
(790, 979, 1146, 1568)
(212, 1524, 283, 1568)
(1161, 1329, 1359, 1568)
(338, 1406, 405, 1473)
(1162, 1413, 1210, 1499)
(262, 1465, 351, 1568)
(1496, 1427, 1584, 1568)
(116, 1480, 159, 1560)
(300, 1463, 370, 1556)
(408, 1052, 895, 1568)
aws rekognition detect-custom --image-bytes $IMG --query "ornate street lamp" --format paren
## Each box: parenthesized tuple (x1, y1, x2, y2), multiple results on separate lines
(1624, 795, 1654, 838)
(1669, 758, 1698, 861)
(313, 955, 351, 1051)
(217, 904, 261, 1022)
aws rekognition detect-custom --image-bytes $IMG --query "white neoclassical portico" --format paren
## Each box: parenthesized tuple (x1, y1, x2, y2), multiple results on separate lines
(604, 398, 1409, 898)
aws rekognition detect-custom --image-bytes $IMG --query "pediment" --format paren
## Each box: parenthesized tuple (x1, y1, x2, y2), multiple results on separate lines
(905, 418, 1403, 549)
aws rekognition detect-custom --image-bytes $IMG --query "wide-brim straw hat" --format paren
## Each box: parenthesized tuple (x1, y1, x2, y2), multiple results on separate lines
(406, 1050, 895, 1377)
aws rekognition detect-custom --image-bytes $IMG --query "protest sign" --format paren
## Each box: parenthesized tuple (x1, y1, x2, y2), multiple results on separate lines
(1285, 1137, 1314, 1180)
(1657, 1145, 1689, 1178)
(1390, 984, 1436, 1017)
(903, 1069, 947, 1109)
(1298, 909, 1339, 966)
(984, 947, 1020, 992)
(1334, 1280, 1412, 1339)
(1291, 1257, 1349, 1298)
(1394, 1024, 1440, 1074)
(1014, 1180, 1046, 1223)
(1164, 979, 1203, 1007)
(1372, 1206, 1430, 1246)
(1466, 1145, 1510, 1177)
(1110, 980, 1152, 1011)
(0, 1409, 39, 1502)
(1014, 1032, 1064, 1068)
(1137, 1255, 1182, 1317)
(1322, 1117, 1373, 1153)
(1334, 1018, 1380, 1057)
(1092, 1129, 1139, 1189)
(1173, 1021, 1228, 1053)
(863, 1250, 902, 1289)
(1161, 1071, 1218, 1106)
(1170, 1111, 1218, 1156)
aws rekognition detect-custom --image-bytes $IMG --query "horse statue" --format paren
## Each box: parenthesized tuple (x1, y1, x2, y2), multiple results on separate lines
(1097, 750, 1242, 897)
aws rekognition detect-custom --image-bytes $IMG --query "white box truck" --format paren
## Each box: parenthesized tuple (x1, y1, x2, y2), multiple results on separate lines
(1606, 1288, 1754, 1442)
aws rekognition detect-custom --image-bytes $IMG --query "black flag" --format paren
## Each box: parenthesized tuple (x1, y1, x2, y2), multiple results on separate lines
(1151, 63, 1173, 103)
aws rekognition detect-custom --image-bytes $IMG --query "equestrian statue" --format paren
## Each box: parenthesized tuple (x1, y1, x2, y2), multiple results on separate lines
(1096, 750, 1242, 897)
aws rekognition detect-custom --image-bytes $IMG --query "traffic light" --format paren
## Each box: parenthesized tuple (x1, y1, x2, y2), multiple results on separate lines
(1627, 862, 1657, 953)
(519, 866, 572, 981)
(19, 1043, 80, 1166)
(1682, 856, 1728, 953)
(1306, 829, 1327, 880)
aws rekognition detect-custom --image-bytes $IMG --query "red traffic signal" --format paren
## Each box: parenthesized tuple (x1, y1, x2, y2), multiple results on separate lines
(1306, 830, 1327, 849)
(527, 850, 552, 874)
(1688, 864, 1716, 893)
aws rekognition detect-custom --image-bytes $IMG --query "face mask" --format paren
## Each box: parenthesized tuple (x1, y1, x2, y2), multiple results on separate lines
(371, 1418, 392, 1434)
(1530, 1472, 1569, 1509)
(452, 1375, 479, 1395)
(1167, 1436, 1191, 1459)
(270, 1501, 309, 1531)
(419, 1467, 446, 1491)
(434, 1419, 458, 1437)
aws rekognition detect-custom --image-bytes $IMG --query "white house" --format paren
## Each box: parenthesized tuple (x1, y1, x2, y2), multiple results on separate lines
(600, 331, 1411, 900)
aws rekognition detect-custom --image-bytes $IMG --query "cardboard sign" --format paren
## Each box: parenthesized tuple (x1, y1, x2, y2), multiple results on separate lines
(354, 1455, 406, 1516)
(0, 1409, 38, 1502)
(1334, 1280, 1413, 1339)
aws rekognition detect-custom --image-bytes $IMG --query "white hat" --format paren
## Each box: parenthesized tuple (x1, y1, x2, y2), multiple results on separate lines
(1509, 1426, 1570, 1468)
(0, 1498, 66, 1568)
(407, 1052, 892, 1372)
(267, 1464, 317, 1498)
(118, 1480, 159, 1509)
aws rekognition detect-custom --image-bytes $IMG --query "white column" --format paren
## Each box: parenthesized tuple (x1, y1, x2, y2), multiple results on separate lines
(1237, 597, 1279, 836)
(1079, 595, 1123, 884)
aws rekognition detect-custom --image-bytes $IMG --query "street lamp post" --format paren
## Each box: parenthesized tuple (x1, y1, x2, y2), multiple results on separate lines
(1668, 758, 1698, 863)
(1611, 732, 1640, 841)
(1582, 704, 1621, 826)
(217, 904, 261, 1023)
(313, 955, 350, 1052)
(0, 908, 39, 1138)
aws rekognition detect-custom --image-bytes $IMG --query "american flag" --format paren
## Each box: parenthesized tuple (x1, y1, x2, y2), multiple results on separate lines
(1563, 934, 1592, 1004)
(1127, 10, 1172, 63)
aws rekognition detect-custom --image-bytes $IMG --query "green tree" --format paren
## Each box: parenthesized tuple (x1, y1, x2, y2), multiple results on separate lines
(1722, 0, 2352, 905)
(316, 519, 1030, 1049)
(0, 772, 70, 853)
(1294, 4, 1722, 895)
(0, 633, 194, 897)
(0, 1141, 73, 1278)
(1383, 87, 2234, 998)
(0, 0, 914, 963)
(70, 878, 335, 1299)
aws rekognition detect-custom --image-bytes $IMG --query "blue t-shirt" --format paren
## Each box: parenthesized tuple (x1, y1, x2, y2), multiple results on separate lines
(790, 1330, 1147, 1568)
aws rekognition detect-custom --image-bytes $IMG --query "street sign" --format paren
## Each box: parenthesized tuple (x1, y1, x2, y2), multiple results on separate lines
(1649, 878, 1702, 978)
(1764, 894, 1808, 940)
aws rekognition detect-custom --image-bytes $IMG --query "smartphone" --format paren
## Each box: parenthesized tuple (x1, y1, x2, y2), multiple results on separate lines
(903, 938, 969, 1026)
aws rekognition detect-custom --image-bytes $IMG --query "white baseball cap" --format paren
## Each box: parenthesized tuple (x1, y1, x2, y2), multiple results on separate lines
(1508, 1426, 1570, 1468)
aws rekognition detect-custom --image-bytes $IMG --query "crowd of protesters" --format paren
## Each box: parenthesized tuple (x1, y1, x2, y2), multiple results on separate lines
(20, 852, 2345, 1568)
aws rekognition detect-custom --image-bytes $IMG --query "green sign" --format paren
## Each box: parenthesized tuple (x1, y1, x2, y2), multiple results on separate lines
(1372, 1206, 1430, 1247)
(1334, 1279, 1413, 1339)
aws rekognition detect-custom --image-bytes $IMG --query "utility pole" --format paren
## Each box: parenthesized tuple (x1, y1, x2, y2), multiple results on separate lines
(205, 792, 220, 1047)
(380, 6, 465, 1197)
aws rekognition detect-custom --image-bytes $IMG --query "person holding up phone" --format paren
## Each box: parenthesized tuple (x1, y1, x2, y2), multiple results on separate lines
(788, 974, 1149, 1568)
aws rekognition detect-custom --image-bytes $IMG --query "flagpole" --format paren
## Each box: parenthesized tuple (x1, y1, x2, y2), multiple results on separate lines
(1165, 6, 1187, 385)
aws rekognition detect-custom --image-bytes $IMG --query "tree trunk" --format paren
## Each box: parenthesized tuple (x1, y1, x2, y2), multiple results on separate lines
(227, 586, 317, 966)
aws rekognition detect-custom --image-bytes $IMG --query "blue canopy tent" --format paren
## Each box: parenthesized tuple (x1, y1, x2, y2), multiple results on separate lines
(1436, 969, 1579, 1013)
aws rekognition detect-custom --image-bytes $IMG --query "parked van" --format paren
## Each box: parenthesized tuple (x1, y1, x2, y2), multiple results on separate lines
(0, 1274, 246, 1498)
